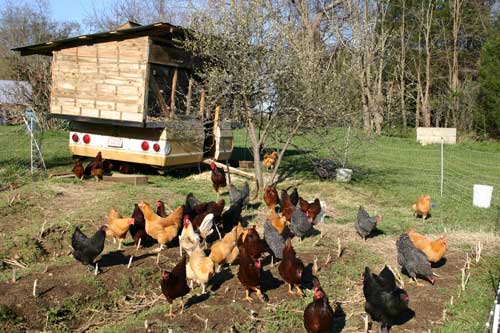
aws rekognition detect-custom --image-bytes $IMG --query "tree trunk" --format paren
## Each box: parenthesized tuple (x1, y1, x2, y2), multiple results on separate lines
(399, 0, 407, 130)
(422, 0, 434, 128)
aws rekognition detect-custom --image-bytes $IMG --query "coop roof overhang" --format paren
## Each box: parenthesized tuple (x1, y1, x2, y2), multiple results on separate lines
(11, 22, 188, 56)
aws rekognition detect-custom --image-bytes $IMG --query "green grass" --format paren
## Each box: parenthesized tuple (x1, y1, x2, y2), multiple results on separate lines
(439, 253, 500, 333)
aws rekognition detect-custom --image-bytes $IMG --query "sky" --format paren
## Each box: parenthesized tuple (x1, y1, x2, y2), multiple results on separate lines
(0, 0, 114, 31)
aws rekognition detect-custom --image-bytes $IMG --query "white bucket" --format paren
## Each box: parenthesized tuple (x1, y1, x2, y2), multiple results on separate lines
(336, 168, 353, 182)
(473, 184, 493, 208)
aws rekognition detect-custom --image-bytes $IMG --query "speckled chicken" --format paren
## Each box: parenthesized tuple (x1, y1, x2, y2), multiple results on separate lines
(263, 215, 287, 262)
(355, 206, 382, 240)
(229, 181, 250, 207)
(397, 234, 435, 286)
(290, 207, 312, 241)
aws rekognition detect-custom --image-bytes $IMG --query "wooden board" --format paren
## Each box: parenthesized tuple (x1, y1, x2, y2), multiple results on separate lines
(202, 159, 255, 180)
(103, 174, 148, 185)
(50, 36, 149, 122)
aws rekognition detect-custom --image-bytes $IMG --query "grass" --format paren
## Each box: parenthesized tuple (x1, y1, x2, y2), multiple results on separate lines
(0, 124, 499, 332)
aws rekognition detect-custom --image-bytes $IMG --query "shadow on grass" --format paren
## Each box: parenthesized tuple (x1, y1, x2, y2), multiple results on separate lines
(210, 268, 234, 292)
(99, 251, 156, 269)
(431, 257, 447, 268)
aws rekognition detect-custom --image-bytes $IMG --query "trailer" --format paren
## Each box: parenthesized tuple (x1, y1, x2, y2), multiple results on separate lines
(13, 21, 233, 170)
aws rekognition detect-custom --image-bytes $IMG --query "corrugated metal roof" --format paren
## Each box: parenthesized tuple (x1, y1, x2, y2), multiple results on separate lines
(11, 22, 186, 56)
(0, 80, 31, 104)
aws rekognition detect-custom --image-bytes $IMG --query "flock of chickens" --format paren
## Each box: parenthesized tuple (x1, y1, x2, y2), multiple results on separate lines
(69, 153, 447, 333)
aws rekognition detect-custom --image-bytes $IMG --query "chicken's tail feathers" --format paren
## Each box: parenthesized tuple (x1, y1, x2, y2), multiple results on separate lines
(199, 213, 215, 237)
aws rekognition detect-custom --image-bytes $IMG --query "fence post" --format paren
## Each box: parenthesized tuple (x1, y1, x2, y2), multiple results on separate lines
(30, 117, 34, 175)
(440, 137, 444, 197)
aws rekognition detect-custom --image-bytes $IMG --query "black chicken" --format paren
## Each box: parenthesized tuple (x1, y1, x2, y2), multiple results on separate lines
(355, 206, 382, 240)
(129, 204, 155, 247)
(363, 266, 414, 333)
(221, 202, 243, 234)
(71, 226, 107, 271)
(304, 276, 334, 333)
(289, 188, 299, 207)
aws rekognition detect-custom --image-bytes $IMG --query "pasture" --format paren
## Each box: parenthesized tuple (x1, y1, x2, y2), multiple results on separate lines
(0, 125, 499, 332)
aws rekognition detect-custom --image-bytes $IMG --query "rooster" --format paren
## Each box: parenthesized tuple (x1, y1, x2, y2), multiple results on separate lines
(210, 162, 227, 199)
(84, 151, 104, 182)
(180, 214, 214, 256)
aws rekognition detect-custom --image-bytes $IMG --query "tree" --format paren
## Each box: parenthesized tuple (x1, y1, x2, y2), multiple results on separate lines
(478, 28, 500, 137)
(0, 0, 79, 129)
(185, 0, 348, 192)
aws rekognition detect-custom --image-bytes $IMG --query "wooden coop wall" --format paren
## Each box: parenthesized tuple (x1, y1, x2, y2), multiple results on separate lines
(50, 37, 149, 122)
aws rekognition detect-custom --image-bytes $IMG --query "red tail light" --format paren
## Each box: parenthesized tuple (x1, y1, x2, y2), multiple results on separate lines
(83, 134, 91, 144)
(141, 141, 150, 151)
(71, 134, 79, 142)
(153, 143, 160, 152)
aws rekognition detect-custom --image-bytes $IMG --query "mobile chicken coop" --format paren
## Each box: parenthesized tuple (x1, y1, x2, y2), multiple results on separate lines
(13, 21, 233, 169)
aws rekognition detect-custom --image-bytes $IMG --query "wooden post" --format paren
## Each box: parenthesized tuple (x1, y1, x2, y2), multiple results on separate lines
(186, 78, 193, 115)
(213, 104, 220, 136)
(199, 88, 205, 119)
(170, 68, 178, 117)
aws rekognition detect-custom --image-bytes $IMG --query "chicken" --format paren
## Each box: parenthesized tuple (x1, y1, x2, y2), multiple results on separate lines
(105, 208, 135, 250)
(180, 214, 214, 256)
(156, 200, 168, 217)
(280, 190, 296, 222)
(263, 185, 279, 210)
(180, 216, 200, 257)
(355, 206, 382, 240)
(71, 226, 107, 271)
(290, 207, 313, 241)
(206, 199, 225, 226)
(303, 277, 334, 333)
(161, 255, 190, 318)
(186, 244, 214, 294)
(363, 266, 413, 333)
(289, 188, 299, 207)
(138, 201, 184, 251)
(238, 245, 268, 302)
(129, 204, 154, 247)
(412, 195, 431, 220)
(229, 181, 250, 207)
(102, 160, 114, 174)
(299, 198, 322, 223)
(185, 193, 205, 218)
(210, 161, 227, 198)
(209, 224, 241, 272)
(84, 151, 104, 182)
(278, 238, 305, 296)
(397, 233, 435, 285)
(243, 225, 264, 260)
(118, 163, 134, 174)
(263, 151, 278, 171)
(72, 159, 84, 179)
(221, 202, 243, 234)
(263, 212, 287, 263)
(406, 229, 447, 263)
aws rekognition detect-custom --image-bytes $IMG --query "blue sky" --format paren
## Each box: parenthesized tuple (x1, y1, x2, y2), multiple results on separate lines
(0, 0, 114, 28)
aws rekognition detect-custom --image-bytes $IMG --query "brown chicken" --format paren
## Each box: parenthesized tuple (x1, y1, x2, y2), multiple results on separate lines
(210, 162, 227, 198)
(138, 201, 184, 251)
(303, 276, 334, 333)
(72, 160, 84, 179)
(243, 225, 264, 260)
(209, 224, 243, 272)
(156, 200, 168, 217)
(85, 152, 104, 182)
(161, 255, 190, 318)
(263, 151, 278, 171)
(278, 238, 305, 296)
(106, 208, 135, 250)
(412, 195, 431, 220)
(407, 229, 447, 263)
(299, 197, 322, 223)
(237, 245, 268, 302)
(263, 185, 279, 210)
(280, 190, 295, 222)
